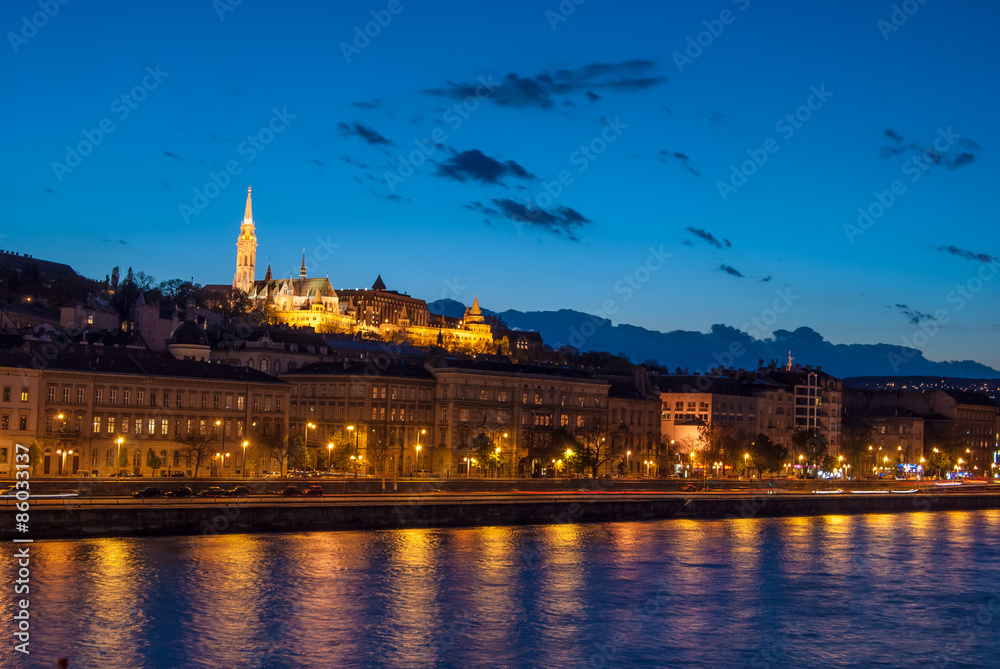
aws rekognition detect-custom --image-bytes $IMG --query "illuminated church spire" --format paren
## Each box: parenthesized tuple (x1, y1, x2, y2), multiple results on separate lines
(233, 186, 257, 293)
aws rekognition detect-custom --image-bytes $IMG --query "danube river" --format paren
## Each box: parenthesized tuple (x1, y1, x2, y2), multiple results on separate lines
(5, 510, 1000, 668)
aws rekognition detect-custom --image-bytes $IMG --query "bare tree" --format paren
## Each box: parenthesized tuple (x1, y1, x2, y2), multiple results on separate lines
(175, 431, 218, 478)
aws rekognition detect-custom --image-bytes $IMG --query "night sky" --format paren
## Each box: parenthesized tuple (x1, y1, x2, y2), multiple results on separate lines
(3, 1, 998, 367)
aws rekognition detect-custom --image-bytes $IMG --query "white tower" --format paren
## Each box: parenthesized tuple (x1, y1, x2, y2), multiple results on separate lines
(233, 186, 257, 293)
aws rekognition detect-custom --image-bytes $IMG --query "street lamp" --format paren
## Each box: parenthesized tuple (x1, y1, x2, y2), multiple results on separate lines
(327, 442, 334, 472)
(116, 437, 124, 477)
(463, 456, 470, 478)
(215, 420, 227, 466)
(744, 453, 749, 480)
(626, 450, 632, 477)
(214, 452, 230, 478)
(242, 440, 249, 477)
(415, 444, 422, 474)
(56, 449, 72, 476)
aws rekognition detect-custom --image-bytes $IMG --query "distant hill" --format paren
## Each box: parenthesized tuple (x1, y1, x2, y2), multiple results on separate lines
(427, 299, 1000, 379)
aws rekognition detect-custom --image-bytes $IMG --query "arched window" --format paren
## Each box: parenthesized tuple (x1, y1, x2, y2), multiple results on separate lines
(260, 359, 269, 373)
(173, 450, 180, 467)
(133, 451, 141, 467)
(247, 358, 255, 369)
(106, 449, 114, 466)
(273, 360, 281, 373)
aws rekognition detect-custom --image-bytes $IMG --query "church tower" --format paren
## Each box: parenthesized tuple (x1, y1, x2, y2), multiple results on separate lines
(233, 186, 257, 293)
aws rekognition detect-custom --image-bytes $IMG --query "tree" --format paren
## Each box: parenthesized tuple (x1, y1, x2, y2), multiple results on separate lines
(175, 431, 219, 477)
(840, 424, 875, 475)
(698, 424, 752, 477)
(287, 436, 311, 472)
(791, 428, 828, 472)
(146, 448, 163, 475)
(118, 447, 131, 472)
(260, 426, 290, 475)
(471, 432, 502, 477)
(751, 433, 787, 477)
(27, 441, 42, 474)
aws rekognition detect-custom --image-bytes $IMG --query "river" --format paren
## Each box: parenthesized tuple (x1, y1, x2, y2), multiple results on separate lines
(4, 510, 999, 668)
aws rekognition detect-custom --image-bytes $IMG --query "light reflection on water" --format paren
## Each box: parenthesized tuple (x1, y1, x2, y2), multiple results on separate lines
(4, 511, 999, 668)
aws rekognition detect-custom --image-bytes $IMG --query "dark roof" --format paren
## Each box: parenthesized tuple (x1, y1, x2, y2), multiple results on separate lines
(430, 358, 606, 382)
(169, 321, 208, 346)
(282, 360, 435, 380)
(372, 275, 386, 291)
(654, 375, 755, 395)
(0, 251, 77, 278)
(940, 389, 998, 408)
(0, 349, 285, 384)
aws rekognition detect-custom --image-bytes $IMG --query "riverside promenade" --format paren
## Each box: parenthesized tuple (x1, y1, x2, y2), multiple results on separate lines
(3, 477, 999, 540)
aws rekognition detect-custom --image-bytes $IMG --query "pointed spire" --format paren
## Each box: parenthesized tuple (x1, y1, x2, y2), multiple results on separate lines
(299, 249, 307, 280)
(372, 274, 386, 291)
(470, 295, 481, 314)
(787, 350, 793, 371)
(243, 186, 253, 221)
(264, 263, 272, 281)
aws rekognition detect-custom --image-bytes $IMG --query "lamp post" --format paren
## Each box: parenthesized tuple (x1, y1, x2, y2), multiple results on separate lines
(242, 440, 249, 477)
(116, 437, 124, 478)
(415, 444, 422, 474)
(56, 449, 72, 476)
(743, 453, 749, 480)
(327, 442, 334, 472)
(463, 456, 469, 478)
(838, 455, 844, 480)
(215, 420, 227, 467)
(626, 450, 632, 477)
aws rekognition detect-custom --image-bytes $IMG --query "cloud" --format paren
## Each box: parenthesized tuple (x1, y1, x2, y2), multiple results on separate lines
(351, 99, 382, 109)
(932, 245, 997, 264)
(760, 275, 772, 283)
(423, 59, 666, 110)
(879, 129, 980, 168)
(468, 198, 590, 241)
(337, 122, 393, 147)
(685, 227, 729, 248)
(436, 149, 535, 185)
(892, 303, 936, 325)
(585, 91, 601, 103)
(658, 151, 700, 177)
(718, 264, 745, 278)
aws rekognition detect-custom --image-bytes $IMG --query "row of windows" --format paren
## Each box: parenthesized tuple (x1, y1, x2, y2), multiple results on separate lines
(0, 413, 30, 430)
(1, 387, 30, 403)
(87, 389, 279, 412)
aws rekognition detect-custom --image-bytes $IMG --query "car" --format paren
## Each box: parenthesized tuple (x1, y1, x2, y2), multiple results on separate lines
(224, 485, 250, 497)
(680, 484, 698, 492)
(279, 486, 301, 497)
(165, 487, 193, 498)
(116, 470, 136, 478)
(0, 485, 19, 498)
(132, 487, 163, 498)
(413, 470, 433, 478)
(303, 485, 325, 496)
(197, 486, 227, 497)
(169, 471, 186, 477)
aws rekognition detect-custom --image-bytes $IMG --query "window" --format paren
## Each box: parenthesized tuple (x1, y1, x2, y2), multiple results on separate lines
(107, 418, 115, 435)
(372, 407, 378, 420)
(174, 420, 181, 436)
(276, 398, 282, 412)
(498, 391, 508, 403)
(459, 409, 470, 422)
(2, 387, 9, 402)
(175, 393, 182, 408)
(238, 396, 245, 410)
(123, 390, 130, 405)
(173, 451, 180, 467)
(161, 419, 168, 436)
(94, 416, 102, 434)
(265, 397, 271, 412)
(534, 394, 542, 405)
(260, 359, 269, 372)
(480, 390, 489, 401)
(214, 395, 220, 410)
(201, 394, 207, 409)
(577, 415, 585, 428)
(137, 391, 144, 407)
(95, 389, 102, 405)
(47, 387, 55, 402)
(106, 449, 114, 466)
(372, 387, 379, 399)
(109, 390, 117, 405)
(77, 388, 84, 404)
(21, 388, 28, 402)
(252, 397, 259, 411)
(560, 414, 569, 427)
(19, 415, 28, 430)
(1, 414, 8, 430)
(226, 395, 233, 410)
(91, 449, 98, 467)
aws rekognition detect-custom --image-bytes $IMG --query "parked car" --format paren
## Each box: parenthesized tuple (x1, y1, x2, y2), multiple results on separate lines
(197, 486, 227, 497)
(413, 470, 433, 478)
(224, 486, 250, 497)
(169, 471, 186, 477)
(116, 471, 136, 478)
(303, 485, 325, 497)
(132, 487, 163, 498)
(165, 487, 193, 498)
(680, 484, 698, 492)
(0, 485, 19, 498)
(279, 486, 301, 497)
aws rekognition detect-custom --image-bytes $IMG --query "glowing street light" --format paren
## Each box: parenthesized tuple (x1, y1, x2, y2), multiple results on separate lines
(56, 449, 73, 476)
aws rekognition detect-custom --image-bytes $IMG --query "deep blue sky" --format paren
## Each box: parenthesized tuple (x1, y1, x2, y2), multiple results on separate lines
(3, 0, 998, 367)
